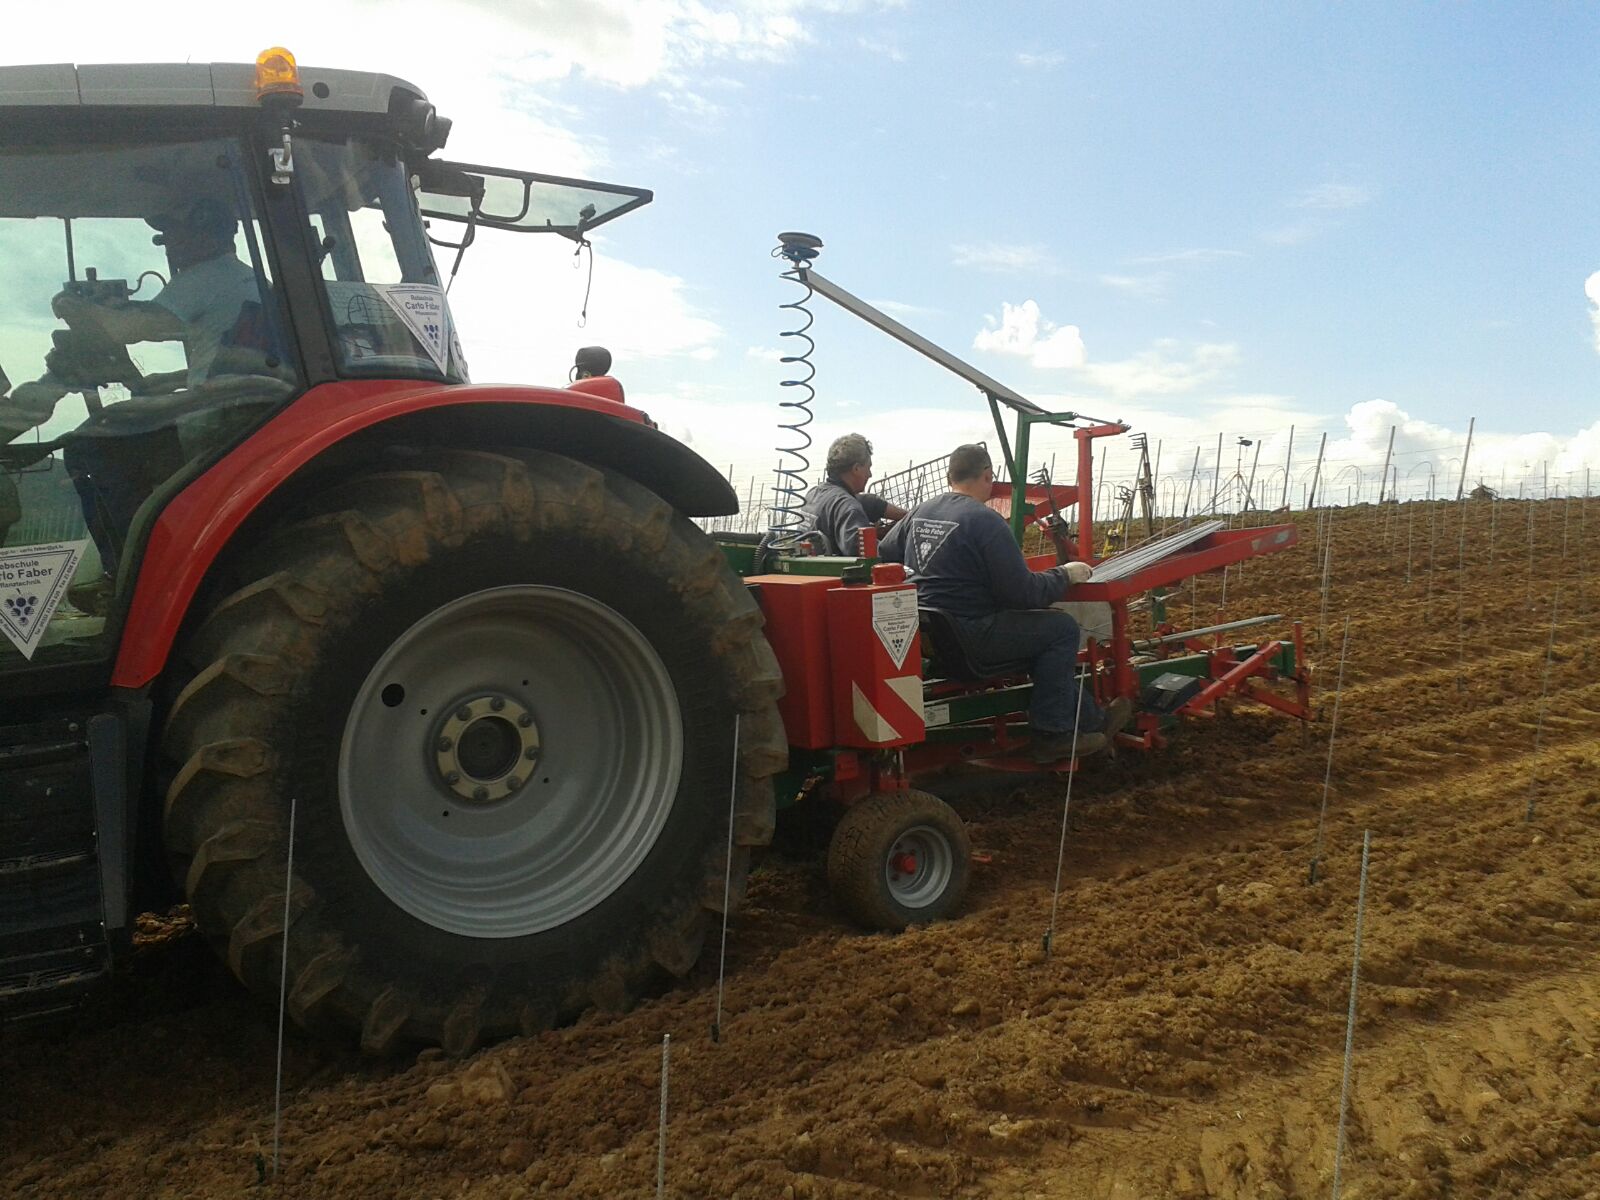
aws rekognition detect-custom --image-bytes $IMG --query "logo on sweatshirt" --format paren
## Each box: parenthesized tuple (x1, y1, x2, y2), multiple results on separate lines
(908, 518, 958, 571)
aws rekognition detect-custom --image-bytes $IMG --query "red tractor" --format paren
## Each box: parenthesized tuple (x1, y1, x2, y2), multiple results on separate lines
(0, 50, 786, 1052)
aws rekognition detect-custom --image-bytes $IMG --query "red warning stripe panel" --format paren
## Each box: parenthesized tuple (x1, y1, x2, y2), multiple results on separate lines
(826, 583, 925, 748)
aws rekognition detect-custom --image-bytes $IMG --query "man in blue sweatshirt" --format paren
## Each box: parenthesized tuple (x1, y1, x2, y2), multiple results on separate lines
(800, 432, 907, 556)
(880, 443, 1132, 762)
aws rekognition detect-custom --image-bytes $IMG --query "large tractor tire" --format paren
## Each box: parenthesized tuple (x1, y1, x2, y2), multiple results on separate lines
(161, 449, 786, 1054)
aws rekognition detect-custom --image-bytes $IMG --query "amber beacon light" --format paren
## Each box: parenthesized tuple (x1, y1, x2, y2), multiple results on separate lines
(255, 46, 303, 101)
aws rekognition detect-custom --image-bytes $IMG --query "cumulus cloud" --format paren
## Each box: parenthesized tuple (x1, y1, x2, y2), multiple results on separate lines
(448, 235, 722, 384)
(1077, 340, 1239, 399)
(1586, 270, 1600, 354)
(1323, 399, 1600, 498)
(973, 300, 1086, 368)
(3, 0, 880, 122)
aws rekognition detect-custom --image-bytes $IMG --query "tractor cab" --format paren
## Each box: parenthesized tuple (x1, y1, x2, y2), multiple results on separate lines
(0, 50, 647, 677)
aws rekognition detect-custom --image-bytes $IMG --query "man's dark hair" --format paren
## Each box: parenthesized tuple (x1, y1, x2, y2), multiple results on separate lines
(947, 443, 992, 484)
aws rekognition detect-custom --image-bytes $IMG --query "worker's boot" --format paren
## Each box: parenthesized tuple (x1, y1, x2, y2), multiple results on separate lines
(1030, 729, 1107, 764)
(1101, 696, 1134, 740)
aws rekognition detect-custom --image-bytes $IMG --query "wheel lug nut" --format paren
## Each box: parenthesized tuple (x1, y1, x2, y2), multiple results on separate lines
(524, 746, 539, 760)
(437, 736, 453, 752)
(490, 697, 505, 712)
(517, 713, 533, 728)
(445, 771, 460, 785)
(456, 705, 472, 721)
(506, 777, 521, 791)
(473, 786, 489, 802)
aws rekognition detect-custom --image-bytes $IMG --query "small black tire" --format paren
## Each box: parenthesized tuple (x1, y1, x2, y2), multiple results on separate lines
(826, 789, 970, 931)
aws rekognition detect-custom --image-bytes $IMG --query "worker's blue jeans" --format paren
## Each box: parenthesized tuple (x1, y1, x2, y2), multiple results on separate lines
(954, 609, 1106, 736)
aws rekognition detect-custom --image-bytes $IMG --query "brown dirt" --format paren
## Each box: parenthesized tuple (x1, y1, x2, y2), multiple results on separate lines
(4, 496, 1600, 1199)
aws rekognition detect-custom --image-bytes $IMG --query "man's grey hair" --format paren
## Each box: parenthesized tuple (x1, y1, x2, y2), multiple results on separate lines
(826, 433, 873, 480)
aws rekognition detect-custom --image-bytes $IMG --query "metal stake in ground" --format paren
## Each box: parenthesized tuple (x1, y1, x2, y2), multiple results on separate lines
(1488, 489, 1498, 567)
(1524, 589, 1561, 824)
(1318, 518, 1334, 654)
(1404, 504, 1415, 586)
(711, 714, 742, 1043)
(656, 1033, 671, 1199)
(1526, 499, 1536, 612)
(1308, 618, 1351, 885)
(1043, 684, 1089, 957)
(272, 796, 298, 1183)
(1424, 500, 1438, 620)
(1455, 494, 1469, 693)
(1330, 829, 1373, 1200)
(1581, 467, 1590, 617)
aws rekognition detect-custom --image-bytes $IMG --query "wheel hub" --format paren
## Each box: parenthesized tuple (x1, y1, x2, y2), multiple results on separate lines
(339, 584, 684, 939)
(433, 694, 541, 803)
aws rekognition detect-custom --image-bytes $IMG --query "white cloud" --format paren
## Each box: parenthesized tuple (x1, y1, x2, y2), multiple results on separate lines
(1260, 221, 1324, 247)
(1586, 270, 1600, 354)
(1292, 183, 1372, 210)
(1015, 51, 1065, 68)
(1077, 340, 1238, 398)
(858, 36, 907, 62)
(1261, 183, 1372, 246)
(1, 1, 882, 122)
(951, 242, 1057, 273)
(1129, 248, 1246, 266)
(449, 236, 722, 385)
(1099, 272, 1170, 301)
(867, 298, 941, 320)
(973, 300, 1086, 368)
(1323, 398, 1600, 498)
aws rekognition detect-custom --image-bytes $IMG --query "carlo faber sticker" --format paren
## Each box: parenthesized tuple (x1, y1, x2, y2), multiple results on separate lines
(376, 283, 453, 375)
(0, 539, 89, 660)
(871, 588, 919, 670)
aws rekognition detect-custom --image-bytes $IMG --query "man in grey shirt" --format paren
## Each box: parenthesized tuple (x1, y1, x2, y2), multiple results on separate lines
(881, 443, 1131, 762)
(800, 432, 906, 556)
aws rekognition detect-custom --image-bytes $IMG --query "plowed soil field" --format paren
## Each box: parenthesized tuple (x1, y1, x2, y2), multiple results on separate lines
(5, 497, 1600, 1199)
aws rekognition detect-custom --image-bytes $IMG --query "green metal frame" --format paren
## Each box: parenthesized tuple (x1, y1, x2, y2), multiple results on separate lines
(995, 402, 1088, 545)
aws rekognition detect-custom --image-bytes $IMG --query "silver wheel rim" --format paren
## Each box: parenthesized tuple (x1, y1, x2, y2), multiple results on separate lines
(339, 584, 683, 938)
(884, 823, 955, 909)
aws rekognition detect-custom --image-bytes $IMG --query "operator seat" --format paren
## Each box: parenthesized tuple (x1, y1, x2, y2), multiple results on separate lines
(918, 607, 978, 679)
(918, 606, 1027, 682)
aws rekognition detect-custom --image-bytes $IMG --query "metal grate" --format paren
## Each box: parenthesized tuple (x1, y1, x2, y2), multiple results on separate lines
(871, 442, 1013, 513)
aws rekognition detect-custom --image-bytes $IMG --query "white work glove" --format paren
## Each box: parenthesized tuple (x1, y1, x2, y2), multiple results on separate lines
(1064, 561, 1093, 585)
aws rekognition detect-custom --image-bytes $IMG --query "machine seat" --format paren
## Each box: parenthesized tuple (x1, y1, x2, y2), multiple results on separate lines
(918, 606, 1028, 683)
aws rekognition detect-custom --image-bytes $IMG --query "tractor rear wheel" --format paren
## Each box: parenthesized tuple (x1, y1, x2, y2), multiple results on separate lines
(826, 789, 971, 930)
(161, 449, 786, 1053)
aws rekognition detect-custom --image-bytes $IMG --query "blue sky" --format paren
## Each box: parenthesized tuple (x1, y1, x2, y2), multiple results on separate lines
(11, 1, 1600, 502)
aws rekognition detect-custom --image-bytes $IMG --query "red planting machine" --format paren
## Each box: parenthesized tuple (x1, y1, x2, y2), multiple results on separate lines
(714, 233, 1313, 931)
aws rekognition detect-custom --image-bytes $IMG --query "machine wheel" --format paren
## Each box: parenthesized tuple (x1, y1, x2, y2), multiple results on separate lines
(826, 789, 971, 931)
(161, 449, 787, 1053)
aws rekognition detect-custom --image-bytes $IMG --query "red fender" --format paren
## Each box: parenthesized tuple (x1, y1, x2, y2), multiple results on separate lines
(112, 379, 659, 689)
